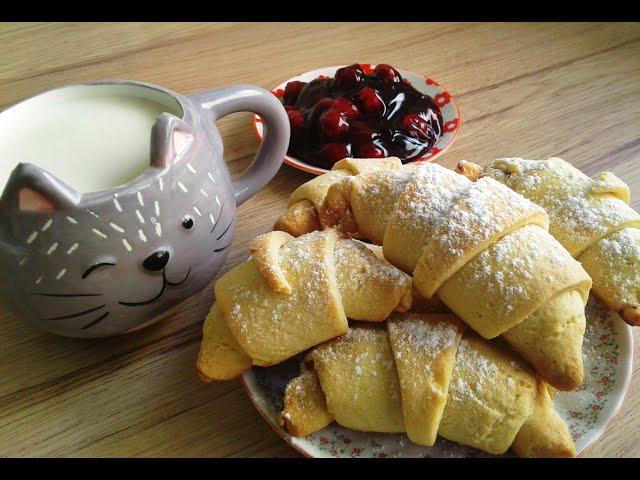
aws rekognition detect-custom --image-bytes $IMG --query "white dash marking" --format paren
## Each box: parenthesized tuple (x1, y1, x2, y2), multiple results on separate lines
(137, 191, 144, 206)
(66, 216, 78, 224)
(200, 189, 209, 198)
(35, 275, 43, 285)
(155, 223, 162, 237)
(154, 201, 160, 217)
(187, 163, 197, 174)
(159, 177, 164, 191)
(136, 210, 145, 224)
(215, 196, 221, 208)
(113, 198, 122, 212)
(46, 242, 59, 255)
(67, 243, 79, 255)
(178, 181, 188, 193)
(193, 206, 202, 216)
(88, 210, 100, 219)
(56, 269, 67, 280)
(27, 231, 38, 244)
(18, 257, 27, 266)
(209, 213, 215, 225)
(122, 239, 132, 251)
(41, 219, 53, 231)
(110, 222, 125, 233)
(208, 172, 216, 184)
(138, 229, 147, 242)
(92, 228, 107, 239)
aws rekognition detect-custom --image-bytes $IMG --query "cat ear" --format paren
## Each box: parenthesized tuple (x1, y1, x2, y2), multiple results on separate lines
(1, 163, 81, 211)
(150, 113, 195, 169)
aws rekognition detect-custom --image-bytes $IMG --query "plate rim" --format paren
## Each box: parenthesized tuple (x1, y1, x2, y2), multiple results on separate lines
(573, 319, 634, 457)
(239, 373, 314, 458)
(251, 64, 462, 176)
(240, 306, 634, 458)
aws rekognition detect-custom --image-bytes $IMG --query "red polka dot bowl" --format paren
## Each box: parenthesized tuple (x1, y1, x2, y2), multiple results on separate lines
(252, 64, 461, 176)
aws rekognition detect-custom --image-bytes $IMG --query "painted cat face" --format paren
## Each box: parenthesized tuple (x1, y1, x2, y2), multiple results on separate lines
(1, 114, 236, 337)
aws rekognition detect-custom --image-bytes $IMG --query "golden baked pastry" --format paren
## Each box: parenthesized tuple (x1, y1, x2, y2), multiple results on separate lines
(274, 157, 404, 236)
(197, 229, 412, 381)
(459, 157, 640, 326)
(315, 160, 591, 390)
(280, 313, 575, 457)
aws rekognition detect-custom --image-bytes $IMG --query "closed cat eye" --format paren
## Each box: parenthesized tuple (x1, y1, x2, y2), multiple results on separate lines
(182, 216, 194, 229)
(82, 262, 115, 279)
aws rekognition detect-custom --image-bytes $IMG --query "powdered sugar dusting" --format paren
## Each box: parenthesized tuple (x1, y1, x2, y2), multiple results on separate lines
(355, 170, 414, 234)
(314, 328, 386, 367)
(394, 163, 470, 226)
(449, 337, 499, 401)
(390, 314, 458, 358)
(457, 224, 573, 317)
(224, 230, 338, 350)
(334, 239, 410, 290)
(453, 178, 539, 241)
(426, 177, 546, 265)
(487, 158, 640, 254)
(582, 227, 640, 305)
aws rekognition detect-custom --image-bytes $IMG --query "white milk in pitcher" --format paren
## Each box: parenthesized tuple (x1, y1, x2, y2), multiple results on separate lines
(0, 84, 183, 194)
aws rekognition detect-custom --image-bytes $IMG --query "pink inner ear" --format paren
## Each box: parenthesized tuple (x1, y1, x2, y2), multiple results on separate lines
(173, 130, 193, 159)
(18, 188, 55, 212)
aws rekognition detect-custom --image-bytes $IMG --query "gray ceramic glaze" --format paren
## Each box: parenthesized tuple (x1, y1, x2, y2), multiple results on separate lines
(0, 80, 289, 338)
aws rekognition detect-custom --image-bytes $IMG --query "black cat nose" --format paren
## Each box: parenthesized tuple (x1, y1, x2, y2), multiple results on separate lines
(143, 250, 170, 272)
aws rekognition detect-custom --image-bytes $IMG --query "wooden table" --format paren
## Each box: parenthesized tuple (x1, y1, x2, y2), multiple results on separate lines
(1, 22, 639, 458)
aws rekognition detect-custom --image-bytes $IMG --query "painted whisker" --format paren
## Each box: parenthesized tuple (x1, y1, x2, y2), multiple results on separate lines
(216, 222, 233, 241)
(210, 203, 225, 233)
(214, 244, 230, 253)
(33, 293, 103, 297)
(80, 311, 110, 330)
(43, 304, 106, 321)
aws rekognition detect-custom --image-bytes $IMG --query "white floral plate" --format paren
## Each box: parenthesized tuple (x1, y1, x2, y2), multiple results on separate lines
(252, 64, 461, 176)
(240, 297, 633, 457)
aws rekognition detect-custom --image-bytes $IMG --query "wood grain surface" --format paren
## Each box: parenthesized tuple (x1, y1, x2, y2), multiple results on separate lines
(0, 22, 639, 458)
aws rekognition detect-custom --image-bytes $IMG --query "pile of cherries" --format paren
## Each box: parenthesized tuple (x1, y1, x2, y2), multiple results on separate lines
(281, 63, 443, 169)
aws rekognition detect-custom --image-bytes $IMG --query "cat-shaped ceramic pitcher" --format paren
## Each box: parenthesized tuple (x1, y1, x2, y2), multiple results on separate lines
(0, 80, 289, 338)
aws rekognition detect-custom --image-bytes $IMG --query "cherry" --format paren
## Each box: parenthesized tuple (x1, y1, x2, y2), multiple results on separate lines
(287, 109, 305, 132)
(318, 143, 350, 165)
(305, 97, 335, 126)
(332, 98, 360, 121)
(319, 109, 349, 138)
(349, 121, 376, 144)
(333, 64, 365, 91)
(314, 97, 337, 112)
(401, 113, 430, 139)
(283, 81, 307, 106)
(357, 87, 385, 116)
(357, 142, 386, 158)
(374, 64, 401, 84)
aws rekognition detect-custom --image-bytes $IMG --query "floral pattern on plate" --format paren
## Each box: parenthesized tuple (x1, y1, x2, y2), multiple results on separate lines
(241, 297, 632, 457)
